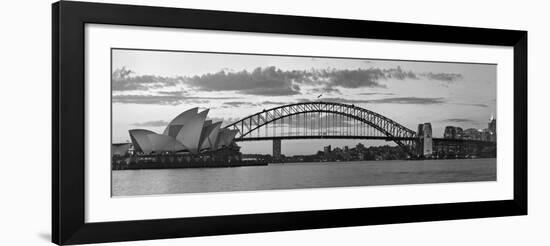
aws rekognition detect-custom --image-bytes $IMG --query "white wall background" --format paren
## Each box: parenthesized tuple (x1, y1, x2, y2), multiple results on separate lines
(0, 0, 547, 245)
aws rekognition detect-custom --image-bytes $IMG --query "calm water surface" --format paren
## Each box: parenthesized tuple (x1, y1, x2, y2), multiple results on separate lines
(112, 158, 496, 196)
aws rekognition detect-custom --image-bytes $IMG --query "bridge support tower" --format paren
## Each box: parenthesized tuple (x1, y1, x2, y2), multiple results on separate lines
(416, 123, 433, 158)
(273, 139, 281, 159)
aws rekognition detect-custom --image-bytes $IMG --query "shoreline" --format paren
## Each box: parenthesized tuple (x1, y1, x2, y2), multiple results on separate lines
(112, 159, 268, 170)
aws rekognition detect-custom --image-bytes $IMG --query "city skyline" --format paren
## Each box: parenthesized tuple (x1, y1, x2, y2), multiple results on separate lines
(112, 49, 496, 155)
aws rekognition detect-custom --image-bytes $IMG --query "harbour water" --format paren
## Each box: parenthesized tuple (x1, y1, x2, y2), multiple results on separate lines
(112, 158, 496, 196)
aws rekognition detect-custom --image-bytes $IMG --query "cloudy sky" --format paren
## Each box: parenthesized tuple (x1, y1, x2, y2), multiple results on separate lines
(112, 49, 496, 155)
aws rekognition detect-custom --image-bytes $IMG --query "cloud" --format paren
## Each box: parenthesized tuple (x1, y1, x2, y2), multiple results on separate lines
(113, 95, 186, 105)
(113, 65, 464, 100)
(132, 120, 169, 127)
(222, 101, 259, 108)
(180, 66, 421, 95)
(186, 67, 303, 96)
(112, 94, 239, 105)
(358, 92, 395, 96)
(440, 118, 476, 123)
(317, 66, 423, 88)
(298, 97, 446, 105)
(113, 66, 133, 78)
(454, 102, 488, 108)
(366, 97, 446, 105)
(112, 67, 183, 91)
(296, 66, 448, 91)
(422, 72, 463, 82)
(206, 117, 241, 127)
(310, 87, 341, 95)
(384, 66, 418, 80)
(323, 68, 387, 88)
(157, 90, 186, 96)
(261, 101, 289, 106)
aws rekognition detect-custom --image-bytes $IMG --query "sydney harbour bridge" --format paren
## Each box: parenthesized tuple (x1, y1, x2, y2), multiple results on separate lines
(224, 102, 495, 158)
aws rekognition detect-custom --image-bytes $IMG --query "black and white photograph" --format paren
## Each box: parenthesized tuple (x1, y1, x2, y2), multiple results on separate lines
(1, 0, 540, 245)
(111, 48, 497, 196)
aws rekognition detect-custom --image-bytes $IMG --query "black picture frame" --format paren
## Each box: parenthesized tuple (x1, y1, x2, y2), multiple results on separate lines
(52, 1, 527, 245)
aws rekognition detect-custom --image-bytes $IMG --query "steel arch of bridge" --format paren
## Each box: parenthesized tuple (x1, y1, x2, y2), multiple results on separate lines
(224, 102, 417, 150)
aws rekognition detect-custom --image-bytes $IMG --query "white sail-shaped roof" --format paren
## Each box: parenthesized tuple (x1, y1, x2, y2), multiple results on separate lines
(147, 134, 186, 152)
(128, 108, 239, 154)
(198, 120, 213, 149)
(162, 107, 198, 137)
(216, 129, 228, 148)
(227, 129, 239, 145)
(200, 122, 222, 150)
(216, 129, 239, 149)
(129, 129, 156, 154)
(176, 109, 209, 154)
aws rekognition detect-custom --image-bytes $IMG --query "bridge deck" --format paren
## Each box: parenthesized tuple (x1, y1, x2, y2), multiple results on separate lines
(235, 136, 494, 145)
(235, 136, 417, 142)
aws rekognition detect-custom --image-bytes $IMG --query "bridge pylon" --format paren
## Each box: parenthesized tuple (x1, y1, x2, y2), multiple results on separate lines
(273, 139, 281, 159)
(416, 123, 433, 158)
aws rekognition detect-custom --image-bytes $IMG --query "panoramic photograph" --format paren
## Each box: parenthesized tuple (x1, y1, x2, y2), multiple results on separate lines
(111, 48, 497, 196)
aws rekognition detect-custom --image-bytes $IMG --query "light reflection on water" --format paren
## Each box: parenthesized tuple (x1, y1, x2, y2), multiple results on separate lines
(112, 158, 496, 196)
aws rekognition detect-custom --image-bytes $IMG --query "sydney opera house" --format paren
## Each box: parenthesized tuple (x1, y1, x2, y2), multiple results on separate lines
(127, 107, 239, 155)
(111, 108, 245, 169)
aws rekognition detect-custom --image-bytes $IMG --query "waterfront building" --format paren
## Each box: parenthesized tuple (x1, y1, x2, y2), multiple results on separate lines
(324, 145, 331, 155)
(112, 143, 131, 157)
(489, 132, 496, 142)
(443, 126, 464, 139)
(463, 128, 481, 140)
(488, 114, 496, 131)
(481, 129, 492, 142)
(444, 126, 457, 139)
(125, 107, 239, 155)
(456, 127, 463, 139)
(488, 115, 497, 142)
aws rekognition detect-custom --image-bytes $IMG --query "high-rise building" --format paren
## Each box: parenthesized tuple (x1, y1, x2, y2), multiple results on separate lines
(444, 126, 456, 139)
(456, 127, 463, 139)
(488, 115, 497, 142)
(463, 128, 481, 140)
(444, 126, 464, 139)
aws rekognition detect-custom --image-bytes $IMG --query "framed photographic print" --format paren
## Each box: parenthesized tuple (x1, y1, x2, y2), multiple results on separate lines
(52, 1, 527, 245)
